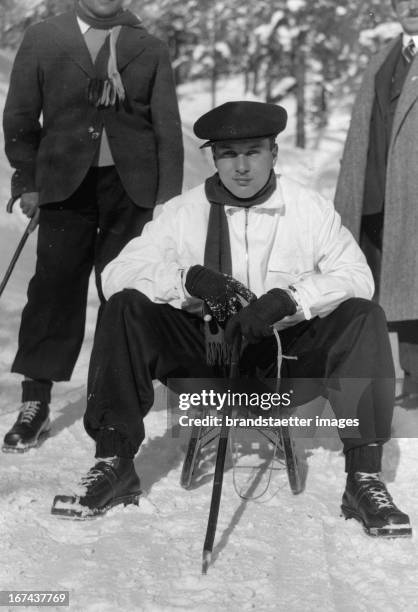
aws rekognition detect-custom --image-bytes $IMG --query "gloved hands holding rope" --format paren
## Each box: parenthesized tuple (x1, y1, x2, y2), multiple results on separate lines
(225, 288, 297, 344)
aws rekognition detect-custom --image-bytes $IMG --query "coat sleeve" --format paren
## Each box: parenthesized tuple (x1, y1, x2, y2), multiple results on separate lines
(150, 43, 184, 205)
(101, 195, 188, 304)
(291, 195, 374, 320)
(333, 40, 398, 240)
(3, 25, 43, 197)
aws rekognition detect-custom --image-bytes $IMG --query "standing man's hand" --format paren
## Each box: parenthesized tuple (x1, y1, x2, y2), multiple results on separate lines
(20, 192, 39, 218)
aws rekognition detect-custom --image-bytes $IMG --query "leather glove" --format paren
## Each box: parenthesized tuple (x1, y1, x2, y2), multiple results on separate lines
(185, 265, 256, 323)
(225, 288, 297, 344)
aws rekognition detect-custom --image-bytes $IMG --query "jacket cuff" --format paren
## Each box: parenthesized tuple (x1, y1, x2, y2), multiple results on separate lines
(175, 266, 192, 301)
(11, 166, 37, 198)
(288, 284, 312, 320)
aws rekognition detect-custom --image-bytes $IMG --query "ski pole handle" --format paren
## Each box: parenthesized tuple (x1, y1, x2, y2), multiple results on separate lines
(0, 196, 39, 299)
(6, 195, 18, 213)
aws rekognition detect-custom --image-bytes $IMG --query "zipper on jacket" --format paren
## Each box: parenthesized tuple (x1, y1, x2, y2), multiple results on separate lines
(245, 208, 250, 289)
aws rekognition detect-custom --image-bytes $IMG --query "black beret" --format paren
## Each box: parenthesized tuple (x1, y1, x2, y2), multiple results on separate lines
(193, 101, 288, 147)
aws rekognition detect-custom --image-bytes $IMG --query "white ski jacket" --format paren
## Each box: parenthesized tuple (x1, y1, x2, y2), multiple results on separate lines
(102, 175, 374, 330)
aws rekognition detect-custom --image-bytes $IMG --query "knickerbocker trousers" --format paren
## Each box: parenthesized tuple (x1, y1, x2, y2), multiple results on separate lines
(12, 167, 153, 384)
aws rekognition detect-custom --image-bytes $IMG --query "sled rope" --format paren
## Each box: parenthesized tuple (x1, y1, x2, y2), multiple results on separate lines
(229, 427, 281, 501)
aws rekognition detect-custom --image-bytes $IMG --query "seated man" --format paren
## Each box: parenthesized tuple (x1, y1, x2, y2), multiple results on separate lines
(53, 101, 411, 537)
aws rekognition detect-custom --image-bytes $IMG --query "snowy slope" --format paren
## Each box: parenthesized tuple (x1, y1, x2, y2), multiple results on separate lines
(1, 61, 418, 612)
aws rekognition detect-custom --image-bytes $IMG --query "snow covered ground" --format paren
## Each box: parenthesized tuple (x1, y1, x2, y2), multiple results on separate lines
(1, 58, 418, 612)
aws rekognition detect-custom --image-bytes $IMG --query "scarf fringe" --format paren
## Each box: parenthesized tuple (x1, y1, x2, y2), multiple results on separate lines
(87, 26, 126, 108)
(108, 26, 126, 103)
(88, 78, 124, 108)
(205, 322, 232, 367)
(206, 340, 233, 367)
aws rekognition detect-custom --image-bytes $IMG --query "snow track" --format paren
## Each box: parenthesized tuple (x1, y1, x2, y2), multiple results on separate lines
(2, 401, 418, 611)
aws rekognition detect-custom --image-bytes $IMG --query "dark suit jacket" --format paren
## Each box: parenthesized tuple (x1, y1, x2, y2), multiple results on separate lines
(3, 11, 184, 207)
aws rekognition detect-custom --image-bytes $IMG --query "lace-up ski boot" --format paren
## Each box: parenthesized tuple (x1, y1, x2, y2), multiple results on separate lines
(342, 472, 412, 537)
(51, 457, 141, 519)
(2, 401, 50, 453)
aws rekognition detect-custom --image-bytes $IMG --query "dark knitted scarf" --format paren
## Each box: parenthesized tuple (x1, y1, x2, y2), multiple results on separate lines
(76, 1, 142, 28)
(203, 171, 276, 366)
(204, 171, 276, 275)
(75, 1, 142, 107)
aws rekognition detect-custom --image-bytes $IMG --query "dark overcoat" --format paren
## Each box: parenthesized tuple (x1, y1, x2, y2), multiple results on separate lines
(3, 10, 184, 207)
(334, 35, 418, 322)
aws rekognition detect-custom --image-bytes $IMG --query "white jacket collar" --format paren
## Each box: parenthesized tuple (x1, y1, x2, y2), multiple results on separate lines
(224, 174, 285, 215)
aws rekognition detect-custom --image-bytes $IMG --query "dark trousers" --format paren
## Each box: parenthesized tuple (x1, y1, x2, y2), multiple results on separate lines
(360, 213, 418, 393)
(391, 321, 418, 394)
(84, 290, 395, 461)
(12, 167, 153, 385)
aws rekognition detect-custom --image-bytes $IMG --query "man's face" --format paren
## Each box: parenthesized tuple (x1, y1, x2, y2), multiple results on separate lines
(80, 0, 125, 18)
(213, 138, 277, 199)
(393, 0, 418, 34)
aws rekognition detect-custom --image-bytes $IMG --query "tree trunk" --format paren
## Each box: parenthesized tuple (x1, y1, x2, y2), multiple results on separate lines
(209, 4, 217, 108)
(295, 33, 306, 149)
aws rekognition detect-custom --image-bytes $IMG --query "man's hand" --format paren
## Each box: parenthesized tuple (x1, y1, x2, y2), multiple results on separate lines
(20, 192, 39, 218)
(185, 265, 256, 323)
(225, 288, 297, 344)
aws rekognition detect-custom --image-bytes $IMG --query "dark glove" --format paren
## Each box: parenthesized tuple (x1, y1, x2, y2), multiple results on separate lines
(225, 288, 297, 344)
(185, 265, 256, 323)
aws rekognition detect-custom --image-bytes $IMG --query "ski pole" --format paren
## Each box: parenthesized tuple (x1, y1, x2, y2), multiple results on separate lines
(0, 196, 39, 299)
(202, 333, 241, 574)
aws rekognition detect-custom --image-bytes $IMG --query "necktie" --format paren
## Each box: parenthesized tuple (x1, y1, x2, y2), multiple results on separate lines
(402, 39, 416, 64)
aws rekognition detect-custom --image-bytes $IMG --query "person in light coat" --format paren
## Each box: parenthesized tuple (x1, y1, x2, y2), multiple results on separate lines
(334, 0, 418, 405)
(52, 101, 411, 539)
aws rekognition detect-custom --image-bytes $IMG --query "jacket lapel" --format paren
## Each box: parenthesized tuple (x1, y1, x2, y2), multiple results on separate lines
(49, 11, 95, 77)
(391, 51, 418, 145)
(375, 37, 402, 116)
(49, 12, 150, 75)
(116, 25, 149, 71)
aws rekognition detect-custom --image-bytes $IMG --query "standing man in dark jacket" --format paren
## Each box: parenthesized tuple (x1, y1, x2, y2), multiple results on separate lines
(334, 0, 418, 406)
(2, 0, 184, 452)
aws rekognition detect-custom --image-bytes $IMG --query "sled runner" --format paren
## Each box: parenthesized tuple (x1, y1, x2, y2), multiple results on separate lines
(181, 393, 303, 573)
(180, 413, 302, 495)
